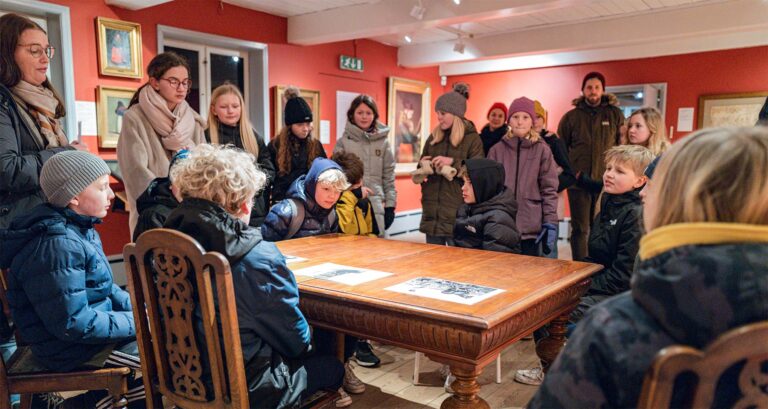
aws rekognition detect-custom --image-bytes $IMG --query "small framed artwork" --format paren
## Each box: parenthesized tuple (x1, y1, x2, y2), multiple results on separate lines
(387, 77, 431, 174)
(697, 91, 768, 129)
(273, 85, 321, 136)
(96, 17, 143, 79)
(97, 86, 135, 148)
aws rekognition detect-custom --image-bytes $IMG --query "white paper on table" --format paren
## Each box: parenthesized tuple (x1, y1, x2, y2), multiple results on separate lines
(75, 101, 98, 137)
(677, 107, 695, 132)
(283, 254, 307, 264)
(385, 277, 504, 305)
(320, 120, 331, 144)
(292, 262, 391, 285)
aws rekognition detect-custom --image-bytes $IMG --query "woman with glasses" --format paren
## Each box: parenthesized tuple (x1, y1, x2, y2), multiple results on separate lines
(0, 13, 87, 229)
(117, 51, 205, 236)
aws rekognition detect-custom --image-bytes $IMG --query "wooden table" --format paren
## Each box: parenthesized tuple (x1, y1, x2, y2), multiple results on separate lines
(276, 235, 601, 409)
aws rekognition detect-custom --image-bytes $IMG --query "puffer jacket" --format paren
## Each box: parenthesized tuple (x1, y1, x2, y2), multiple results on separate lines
(164, 198, 311, 408)
(267, 133, 327, 205)
(261, 158, 340, 241)
(0, 84, 72, 229)
(336, 189, 377, 237)
(0, 204, 135, 371)
(132, 177, 179, 241)
(528, 223, 768, 409)
(557, 94, 623, 181)
(487, 135, 558, 240)
(419, 119, 484, 237)
(479, 123, 509, 157)
(453, 159, 520, 253)
(333, 121, 395, 233)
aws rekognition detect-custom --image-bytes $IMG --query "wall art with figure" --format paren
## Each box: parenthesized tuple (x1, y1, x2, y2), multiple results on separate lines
(387, 77, 431, 174)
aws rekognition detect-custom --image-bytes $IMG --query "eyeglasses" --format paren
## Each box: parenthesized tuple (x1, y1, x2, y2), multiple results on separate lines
(160, 77, 193, 90)
(17, 43, 55, 59)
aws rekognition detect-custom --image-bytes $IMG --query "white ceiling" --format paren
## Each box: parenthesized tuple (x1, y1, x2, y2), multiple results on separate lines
(222, 0, 379, 18)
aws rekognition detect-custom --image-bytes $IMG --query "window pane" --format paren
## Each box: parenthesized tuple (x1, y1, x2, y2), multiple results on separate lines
(210, 53, 244, 95)
(165, 46, 201, 112)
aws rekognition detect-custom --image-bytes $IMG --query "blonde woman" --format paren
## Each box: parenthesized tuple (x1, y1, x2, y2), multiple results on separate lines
(529, 126, 768, 408)
(206, 83, 275, 226)
(415, 83, 483, 245)
(622, 107, 671, 156)
(488, 97, 558, 256)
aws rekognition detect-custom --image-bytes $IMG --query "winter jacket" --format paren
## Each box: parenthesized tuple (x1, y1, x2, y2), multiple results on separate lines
(164, 198, 311, 408)
(205, 124, 275, 226)
(419, 120, 484, 237)
(132, 177, 178, 241)
(487, 136, 558, 240)
(267, 134, 327, 205)
(262, 158, 340, 241)
(528, 223, 768, 409)
(333, 121, 395, 234)
(0, 205, 135, 371)
(479, 123, 509, 157)
(557, 94, 623, 181)
(541, 130, 576, 193)
(336, 189, 377, 237)
(0, 84, 72, 229)
(117, 103, 206, 236)
(585, 190, 642, 296)
(453, 159, 520, 253)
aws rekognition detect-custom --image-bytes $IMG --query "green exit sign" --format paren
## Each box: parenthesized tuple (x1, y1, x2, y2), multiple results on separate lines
(340, 55, 364, 72)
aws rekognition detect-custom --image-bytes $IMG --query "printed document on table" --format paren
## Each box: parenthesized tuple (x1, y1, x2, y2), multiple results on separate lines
(283, 254, 307, 264)
(292, 262, 392, 285)
(386, 277, 504, 305)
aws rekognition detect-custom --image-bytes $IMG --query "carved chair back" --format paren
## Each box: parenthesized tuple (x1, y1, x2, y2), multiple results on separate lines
(124, 229, 248, 409)
(638, 321, 768, 408)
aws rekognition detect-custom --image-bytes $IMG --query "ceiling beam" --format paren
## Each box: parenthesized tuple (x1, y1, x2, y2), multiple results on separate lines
(396, 0, 768, 73)
(287, 0, 596, 45)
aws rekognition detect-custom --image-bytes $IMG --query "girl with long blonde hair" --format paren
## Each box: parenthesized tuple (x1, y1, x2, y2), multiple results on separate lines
(622, 107, 670, 156)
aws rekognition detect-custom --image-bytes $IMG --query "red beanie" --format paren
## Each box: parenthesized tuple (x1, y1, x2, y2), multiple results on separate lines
(487, 102, 508, 119)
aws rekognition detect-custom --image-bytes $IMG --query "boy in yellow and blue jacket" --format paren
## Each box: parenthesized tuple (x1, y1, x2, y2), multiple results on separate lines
(332, 151, 379, 237)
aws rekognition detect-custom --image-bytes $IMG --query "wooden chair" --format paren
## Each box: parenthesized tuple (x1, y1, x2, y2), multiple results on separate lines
(125, 229, 337, 409)
(638, 321, 768, 409)
(0, 269, 130, 409)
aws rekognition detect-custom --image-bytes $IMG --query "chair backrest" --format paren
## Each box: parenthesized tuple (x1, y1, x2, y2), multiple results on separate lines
(638, 321, 768, 409)
(124, 228, 249, 409)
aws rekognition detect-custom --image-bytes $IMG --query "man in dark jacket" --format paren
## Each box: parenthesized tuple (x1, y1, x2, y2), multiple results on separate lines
(453, 158, 521, 253)
(557, 72, 624, 261)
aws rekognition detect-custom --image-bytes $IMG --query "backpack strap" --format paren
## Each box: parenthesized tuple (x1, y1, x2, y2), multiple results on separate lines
(286, 198, 305, 240)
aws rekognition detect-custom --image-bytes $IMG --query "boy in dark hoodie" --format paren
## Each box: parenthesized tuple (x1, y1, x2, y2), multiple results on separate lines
(453, 158, 521, 254)
(132, 149, 189, 241)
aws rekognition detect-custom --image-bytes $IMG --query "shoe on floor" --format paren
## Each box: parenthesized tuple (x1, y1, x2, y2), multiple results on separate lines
(343, 361, 366, 394)
(514, 366, 544, 386)
(334, 388, 352, 408)
(439, 364, 451, 380)
(443, 373, 456, 394)
(354, 340, 381, 367)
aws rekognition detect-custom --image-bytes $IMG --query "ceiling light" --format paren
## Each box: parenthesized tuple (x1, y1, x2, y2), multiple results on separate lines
(404, 34, 413, 43)
(453, 40, 465, 54)
(410, 1, 426, 20)
(453, 0, 461, 4)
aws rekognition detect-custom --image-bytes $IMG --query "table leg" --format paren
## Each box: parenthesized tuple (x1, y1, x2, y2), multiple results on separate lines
(336, 333, 345, 362)
(440, 365, 490, 409)
(536, 312, 569, 372)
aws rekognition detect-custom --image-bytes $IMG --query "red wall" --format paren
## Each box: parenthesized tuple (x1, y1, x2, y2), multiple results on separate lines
(451, 45, 768, 142)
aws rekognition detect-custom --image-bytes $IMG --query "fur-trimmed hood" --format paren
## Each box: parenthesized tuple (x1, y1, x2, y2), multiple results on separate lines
(571, 93, 619, 108)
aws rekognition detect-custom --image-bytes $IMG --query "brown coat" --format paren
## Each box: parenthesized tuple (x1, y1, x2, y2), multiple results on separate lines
(418, 120, 483, 237)
(557, 94, 623, 180)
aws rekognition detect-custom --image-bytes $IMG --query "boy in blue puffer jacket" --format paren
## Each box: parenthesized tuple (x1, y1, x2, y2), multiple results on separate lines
(0, 151, 144, 408)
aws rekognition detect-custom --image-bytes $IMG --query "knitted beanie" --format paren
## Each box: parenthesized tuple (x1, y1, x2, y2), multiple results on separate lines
(40, 150, 111, 207)
(533, 100, 547, 122)
(283, 86, 313, 126)
(507, 97, 536, 122)
(435, 83, 469, 117)
(581, 71, 606, 90)
(486, 102, 508, 119)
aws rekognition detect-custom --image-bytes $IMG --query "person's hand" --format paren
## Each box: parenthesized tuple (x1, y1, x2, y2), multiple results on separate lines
(384, 207, 395, 229)
(535, 223, 558, 255)
(69, 140, 89, 151)
(361, 186, 373, 199)
(431, 156, 454, 169)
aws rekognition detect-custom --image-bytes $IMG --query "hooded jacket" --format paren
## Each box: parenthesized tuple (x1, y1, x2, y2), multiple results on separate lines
(261, 158, 340, 241)
(333, 121, 395, 234)
(419, 119, 484, 237)
(479, 123, 509, 157)
(267, 133, 327, 205)
(453, 159, 520, 253)
(0, 204, 134, 371)
(528, 223, 768, 409)
(487, 135, 559, 240)
(164, 198, 311, 408)
(132, 177, 179, 241)
(557, 94, 623, 181)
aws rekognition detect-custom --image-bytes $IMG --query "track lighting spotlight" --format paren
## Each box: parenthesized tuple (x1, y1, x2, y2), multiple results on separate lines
(404, 34, 413, 43)
(410, 0, 426, 20)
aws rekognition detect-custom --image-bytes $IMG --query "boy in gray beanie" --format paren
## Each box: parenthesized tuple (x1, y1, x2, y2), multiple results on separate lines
(0, 150, 146, 407)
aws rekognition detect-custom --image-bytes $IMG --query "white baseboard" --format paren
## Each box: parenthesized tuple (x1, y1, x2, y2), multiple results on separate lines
(386, 209, 423, 237)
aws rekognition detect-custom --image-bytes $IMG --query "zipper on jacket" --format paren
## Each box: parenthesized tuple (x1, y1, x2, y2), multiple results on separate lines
(514, 137, 522, 199)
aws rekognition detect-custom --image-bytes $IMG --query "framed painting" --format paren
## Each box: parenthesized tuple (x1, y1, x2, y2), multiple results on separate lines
(697, 92, 768, 129)
(273, 85, 320, 135)
(387, 77, 431, 174)
(97, 86, 135, 148)
(96, 17, 143, 78)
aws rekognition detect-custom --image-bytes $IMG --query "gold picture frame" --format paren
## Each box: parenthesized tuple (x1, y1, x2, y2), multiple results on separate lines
(273, 85, 320, 136)
(387, 77, 431, 174)
(97, 86, 135, 148)
(96, 17, 143, 79)
(697, 91, 768, 129)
